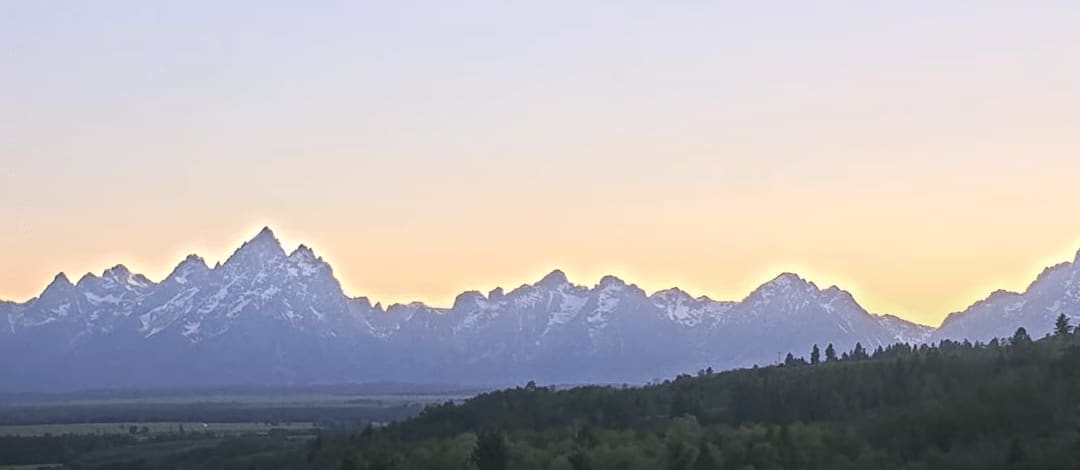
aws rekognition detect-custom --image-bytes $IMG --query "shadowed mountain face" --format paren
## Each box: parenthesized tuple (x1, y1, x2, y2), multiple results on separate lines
(933, 250, 1080, 342)
(0, 227, 981, 392)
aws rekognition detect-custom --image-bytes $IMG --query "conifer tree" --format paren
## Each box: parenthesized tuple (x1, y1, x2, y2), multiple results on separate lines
(1054, 313, 1071, 336)
(825, 343, 837, 362)
(1011, 327, 1032, 347)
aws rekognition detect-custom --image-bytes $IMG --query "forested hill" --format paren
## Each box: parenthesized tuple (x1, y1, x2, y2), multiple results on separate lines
(311, 317, 1080, 470)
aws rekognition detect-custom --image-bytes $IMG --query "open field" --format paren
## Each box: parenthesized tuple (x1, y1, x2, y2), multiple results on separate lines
(0, 385, 479, 468)
(0, 384, 484, 407)
(0, 421, 314, 437)
(0, 385, 478, 429)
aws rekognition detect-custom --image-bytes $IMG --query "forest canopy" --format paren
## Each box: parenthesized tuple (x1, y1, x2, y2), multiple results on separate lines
(309, 314, 1080, 470)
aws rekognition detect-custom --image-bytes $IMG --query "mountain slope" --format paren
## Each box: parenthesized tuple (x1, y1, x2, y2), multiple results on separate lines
(933, 250, 1080, 342)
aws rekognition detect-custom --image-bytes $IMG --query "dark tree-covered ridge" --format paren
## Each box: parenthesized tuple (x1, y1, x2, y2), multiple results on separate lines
(308, 321, 1080, 470)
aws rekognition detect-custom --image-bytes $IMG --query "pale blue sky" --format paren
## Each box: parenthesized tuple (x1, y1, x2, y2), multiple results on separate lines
(3, 1, 1080, 325)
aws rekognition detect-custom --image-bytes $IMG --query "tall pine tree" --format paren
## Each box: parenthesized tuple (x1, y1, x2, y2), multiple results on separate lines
(1054, 313, 1072, 336)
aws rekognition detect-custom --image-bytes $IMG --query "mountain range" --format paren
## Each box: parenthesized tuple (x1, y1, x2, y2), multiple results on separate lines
(1, 227, 1077, 392)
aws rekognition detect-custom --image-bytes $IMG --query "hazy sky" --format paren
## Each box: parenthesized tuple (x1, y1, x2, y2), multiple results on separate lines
(3, 1, 1080, 326)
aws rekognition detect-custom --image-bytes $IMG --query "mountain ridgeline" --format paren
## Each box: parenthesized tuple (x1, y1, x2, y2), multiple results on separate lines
(1, 227, 1078, 392)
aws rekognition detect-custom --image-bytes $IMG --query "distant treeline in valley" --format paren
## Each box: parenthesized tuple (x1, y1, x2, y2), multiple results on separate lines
(307, 314, 1080, 470)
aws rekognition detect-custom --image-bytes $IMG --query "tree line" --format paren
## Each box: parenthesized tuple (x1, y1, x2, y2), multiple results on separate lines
(305, 314, 1080, 470)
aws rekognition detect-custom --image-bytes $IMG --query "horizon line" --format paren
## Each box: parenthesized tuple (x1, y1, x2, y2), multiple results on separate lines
(6, 225, 1076, 329)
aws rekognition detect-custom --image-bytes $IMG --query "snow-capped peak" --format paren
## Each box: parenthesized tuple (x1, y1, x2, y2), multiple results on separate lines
(768, 272, 810, 288)
(744, 273, 817, 300)
(100, 265, 152, 289)
(0, 226, 957, 393)
(287, 244, 331, 278)
(651, 287, 695, 304)
(166, 255, 210, 285)
(223, 227, 287, 268)
(651, 287, 735, 327)
(289, 244, 317, 260)
(103, 264, 131, 279)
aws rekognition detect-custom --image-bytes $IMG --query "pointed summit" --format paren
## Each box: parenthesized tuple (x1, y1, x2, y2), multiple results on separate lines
(761, 272, 814, 290)
(537, 269, 569, 288)
(250, 226, 281, 246)
(76, 273, 99, 288)
(166, 255, 210, 285)
(228, 226, 286, 262)
(39, 272, 76, 299)
(50, 272, 73, 288)
(743, 272, 816, 303)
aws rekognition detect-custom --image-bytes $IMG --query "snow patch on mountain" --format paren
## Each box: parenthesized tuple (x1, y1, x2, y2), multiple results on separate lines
(11, 226, 1067, 391)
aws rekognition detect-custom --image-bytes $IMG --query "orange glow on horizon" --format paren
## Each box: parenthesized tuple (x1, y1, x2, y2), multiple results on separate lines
(4, 224, 1078, 329)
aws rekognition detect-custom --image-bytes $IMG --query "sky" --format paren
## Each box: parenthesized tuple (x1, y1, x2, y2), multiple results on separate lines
(2, 1, 1080, 326)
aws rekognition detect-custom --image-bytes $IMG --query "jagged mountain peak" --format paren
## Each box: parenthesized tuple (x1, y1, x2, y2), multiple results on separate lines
(934, 249, 1080, 342)
(27, 273, 80, 318)
(769, 272, 812, 287)
(290, 244, 316, 259)
(180, 254, 209, 268)
(42, 272, 75, 294)
(1025, 261, 1074, 289)
(76, 273, 98, 288)
(52, 272, 73, 285)
(286, 246, 335, 281)
(165, 255, 210, 285)
(253, 225, 278, 242)
(0, 229, 996, 391)
(650, 287, 734, 327)
(744, 272, 818, 302)
(536, 269, 569, 288)
(103, 264, 131, 278)
(100, 265, 153, 289)
(73, 265, 152, 291)
(228, 226, 287, 262)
